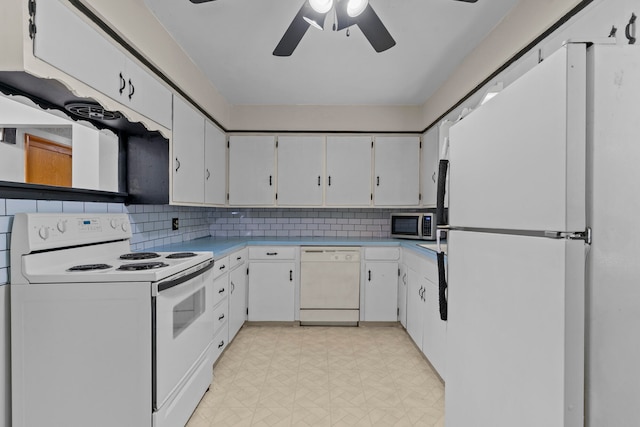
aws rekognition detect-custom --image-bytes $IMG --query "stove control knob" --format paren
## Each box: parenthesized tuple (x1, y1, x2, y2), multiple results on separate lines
(110, 219, 118, 229)
(121, 222, 129, 232)
(57, 221, 67, 234)
(38, 226, 49, 240)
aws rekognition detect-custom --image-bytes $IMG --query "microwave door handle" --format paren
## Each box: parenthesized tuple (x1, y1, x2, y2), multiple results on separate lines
(436, 159, 449, 226)
(437, 252, 448, 321)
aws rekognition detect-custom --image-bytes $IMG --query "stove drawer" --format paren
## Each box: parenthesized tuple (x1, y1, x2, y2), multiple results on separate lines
(213, 256, 230, 279)
(212, 275, 228, 306)
(213, 301, 228, 334)
(212, 326, 228, 364)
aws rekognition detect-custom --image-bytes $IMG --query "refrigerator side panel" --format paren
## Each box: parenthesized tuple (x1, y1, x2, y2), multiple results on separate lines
(586, 44, 640, 427)
(448, 44, 586, 233)
(445, 231, 584, 427)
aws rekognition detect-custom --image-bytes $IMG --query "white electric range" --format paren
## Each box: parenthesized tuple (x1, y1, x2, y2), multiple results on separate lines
(10, 212, 215, 427)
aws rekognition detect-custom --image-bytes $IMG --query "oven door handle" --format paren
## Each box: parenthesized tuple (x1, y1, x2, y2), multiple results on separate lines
(157, 260, 214, 293)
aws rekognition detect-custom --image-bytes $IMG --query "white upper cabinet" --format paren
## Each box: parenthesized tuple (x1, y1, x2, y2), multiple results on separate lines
(421, 127, 439, 207)
(276, 136, 324, 206)
(33, 0, 172, 129)
(204, 121, 227, 206)
(373, 136, 421, 206)
(326, 136, 372, 206)
(172, 96, 204, 204)
(228, 136, 276, 206)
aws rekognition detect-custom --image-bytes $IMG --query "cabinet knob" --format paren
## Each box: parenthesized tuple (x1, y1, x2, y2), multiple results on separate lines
(328, 176, 332, 186)
(269, 175, 273, 186)
(376, 176, 380, 186)
(368, 270, 372, 281)
(218, 341, 225, 349)
(175, 157, 181, 172)
(289, 270, 293, 281)
(318, 176, 321, 186)
(206, 169, 211, 180)
(119, 73, 125, 94)
(432, 172, 436, 183)
(218, 288, 225, 294)
(218, 314, 225, 321)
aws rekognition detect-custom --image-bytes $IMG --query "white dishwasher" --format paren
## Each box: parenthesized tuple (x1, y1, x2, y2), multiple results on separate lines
(300, 247, 361, 325)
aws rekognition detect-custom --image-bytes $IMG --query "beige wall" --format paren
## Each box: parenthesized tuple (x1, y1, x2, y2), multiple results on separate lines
(80, 0, 583, 132)
(421, 0, 584, 128)
(80, 0, 232, 128)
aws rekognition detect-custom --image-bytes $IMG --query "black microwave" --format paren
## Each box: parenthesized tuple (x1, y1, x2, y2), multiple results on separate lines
(390, 213, 437, 241)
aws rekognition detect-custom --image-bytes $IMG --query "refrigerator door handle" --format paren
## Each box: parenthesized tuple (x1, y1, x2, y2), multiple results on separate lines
(436, 159, 449, 226)
(437, 252, 448, 321)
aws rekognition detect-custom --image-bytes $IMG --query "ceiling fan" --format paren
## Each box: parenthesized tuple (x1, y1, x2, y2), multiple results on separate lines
(189, 0, 478, 56)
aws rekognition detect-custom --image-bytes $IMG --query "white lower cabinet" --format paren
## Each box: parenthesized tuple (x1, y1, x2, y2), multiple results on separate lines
(228, 254, 248, 341)
(210, 256, 230, 364)
(248, 247, 297, 321)
(362, 247, 400, 322)
(403, 249, 447, 379)
(398, 263, 408, 328)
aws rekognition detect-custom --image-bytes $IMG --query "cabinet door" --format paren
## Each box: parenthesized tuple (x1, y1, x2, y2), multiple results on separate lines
(422, 277, 446, 378)
(421, 127, 439, 207)
(405, 267, 424, 348)
(248, 262, 295, 321)
(228, 136, 276, 206)
(364, 262, 399, 322)
(229, 265, 247, 340)
(398, 263, 408, 327)
(326, 136, 372, 206)
(204, 121, 227, 205)
(123, 58, 173, 129)
(277, 136, 324, 206)
(172, 97, 204, 204)
(373, 136, 421, 206)
(34, 0, 124, 99)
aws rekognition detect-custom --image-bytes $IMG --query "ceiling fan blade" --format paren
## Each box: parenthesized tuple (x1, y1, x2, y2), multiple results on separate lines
(273, 2, 312, 56)
(356, 4, 396, 53)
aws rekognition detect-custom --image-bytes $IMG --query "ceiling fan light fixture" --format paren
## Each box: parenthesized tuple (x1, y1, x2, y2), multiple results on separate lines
(309, 0, 333, 14)
(303, 15, 325, 30)
(346, 0, 368, 17)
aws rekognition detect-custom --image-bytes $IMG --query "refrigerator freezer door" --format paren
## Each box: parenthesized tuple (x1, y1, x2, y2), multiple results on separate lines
(448, 44, 586, 233)
(445, 230, 585, 427)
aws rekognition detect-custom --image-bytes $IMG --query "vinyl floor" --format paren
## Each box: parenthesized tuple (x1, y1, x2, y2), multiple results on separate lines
(186, 325, 445, 426)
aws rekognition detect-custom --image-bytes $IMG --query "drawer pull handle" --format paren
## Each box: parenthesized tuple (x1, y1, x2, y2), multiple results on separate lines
(230, 281, 235, 293)
(218, 314, 225, 321)
(119, 73, 126, 94)
(128, 79, 135, 100)
(368, 270, 371, 281)
(218, 341, 225, 349)
(175, 157, 181, 172)
(318, 176, 321, 186)
(266, 252, 278, 256)
(218, 288, 225, 294)
(237, 256, 242, 260)
(289, 270, 293, 281)
(219, 265, 226, 270)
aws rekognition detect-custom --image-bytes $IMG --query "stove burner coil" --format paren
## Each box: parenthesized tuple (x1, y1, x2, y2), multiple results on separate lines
(120, 252, 160, 260)
(67, 264, 113, 272)
(117, 262, 169, 271)
(165, 252, 198, 259)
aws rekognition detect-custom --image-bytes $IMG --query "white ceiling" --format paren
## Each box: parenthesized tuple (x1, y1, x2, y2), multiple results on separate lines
(142, 0, 520, 106)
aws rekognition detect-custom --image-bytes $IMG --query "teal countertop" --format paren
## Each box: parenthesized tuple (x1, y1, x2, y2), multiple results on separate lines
(148, 237, 445, 260)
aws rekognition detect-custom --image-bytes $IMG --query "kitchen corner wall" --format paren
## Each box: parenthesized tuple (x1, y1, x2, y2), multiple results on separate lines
(0, 199, 395, 285)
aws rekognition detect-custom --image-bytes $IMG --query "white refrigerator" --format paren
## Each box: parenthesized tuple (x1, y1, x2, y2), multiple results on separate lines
(442, 42, 640, 427)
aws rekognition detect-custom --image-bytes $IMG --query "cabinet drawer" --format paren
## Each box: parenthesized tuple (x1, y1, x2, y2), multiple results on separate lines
(230, 248, 248, 269)
(212, 325, 228, 364)
(213, 255, 230, 279)
(364, 247, 400, 261)
(213, 303, 228, 334)
(249, 247, 296, 260)
(212, 275, 228, 306)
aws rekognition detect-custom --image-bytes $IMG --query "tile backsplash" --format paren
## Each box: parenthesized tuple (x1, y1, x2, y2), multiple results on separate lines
(0, 199, 396, 285)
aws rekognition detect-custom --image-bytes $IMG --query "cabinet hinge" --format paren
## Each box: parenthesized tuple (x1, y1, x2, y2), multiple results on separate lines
(275, 139, 278, 148)
(371, 140, 374, 148)
(246, 308, 249, 315)
(398, 268, 400, 277)
(275, 193, 278, 200)
(227, 193, 229, 201)
(397, 308, 400, 316)
(545, 227, 592, 245)
(227, 140, 230, 149)
(420, 140, 422, 149)
(28, 0, 36, 39)
(370, 193, 373, 201)
(419, 193, 422, 201)
(246, 267, 249, 275)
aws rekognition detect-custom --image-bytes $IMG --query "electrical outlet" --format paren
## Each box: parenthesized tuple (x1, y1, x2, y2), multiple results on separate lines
(172, 218, 179, 230)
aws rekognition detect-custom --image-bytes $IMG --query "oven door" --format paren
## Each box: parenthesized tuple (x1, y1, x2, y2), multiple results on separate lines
(153, 261, 214, 410)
